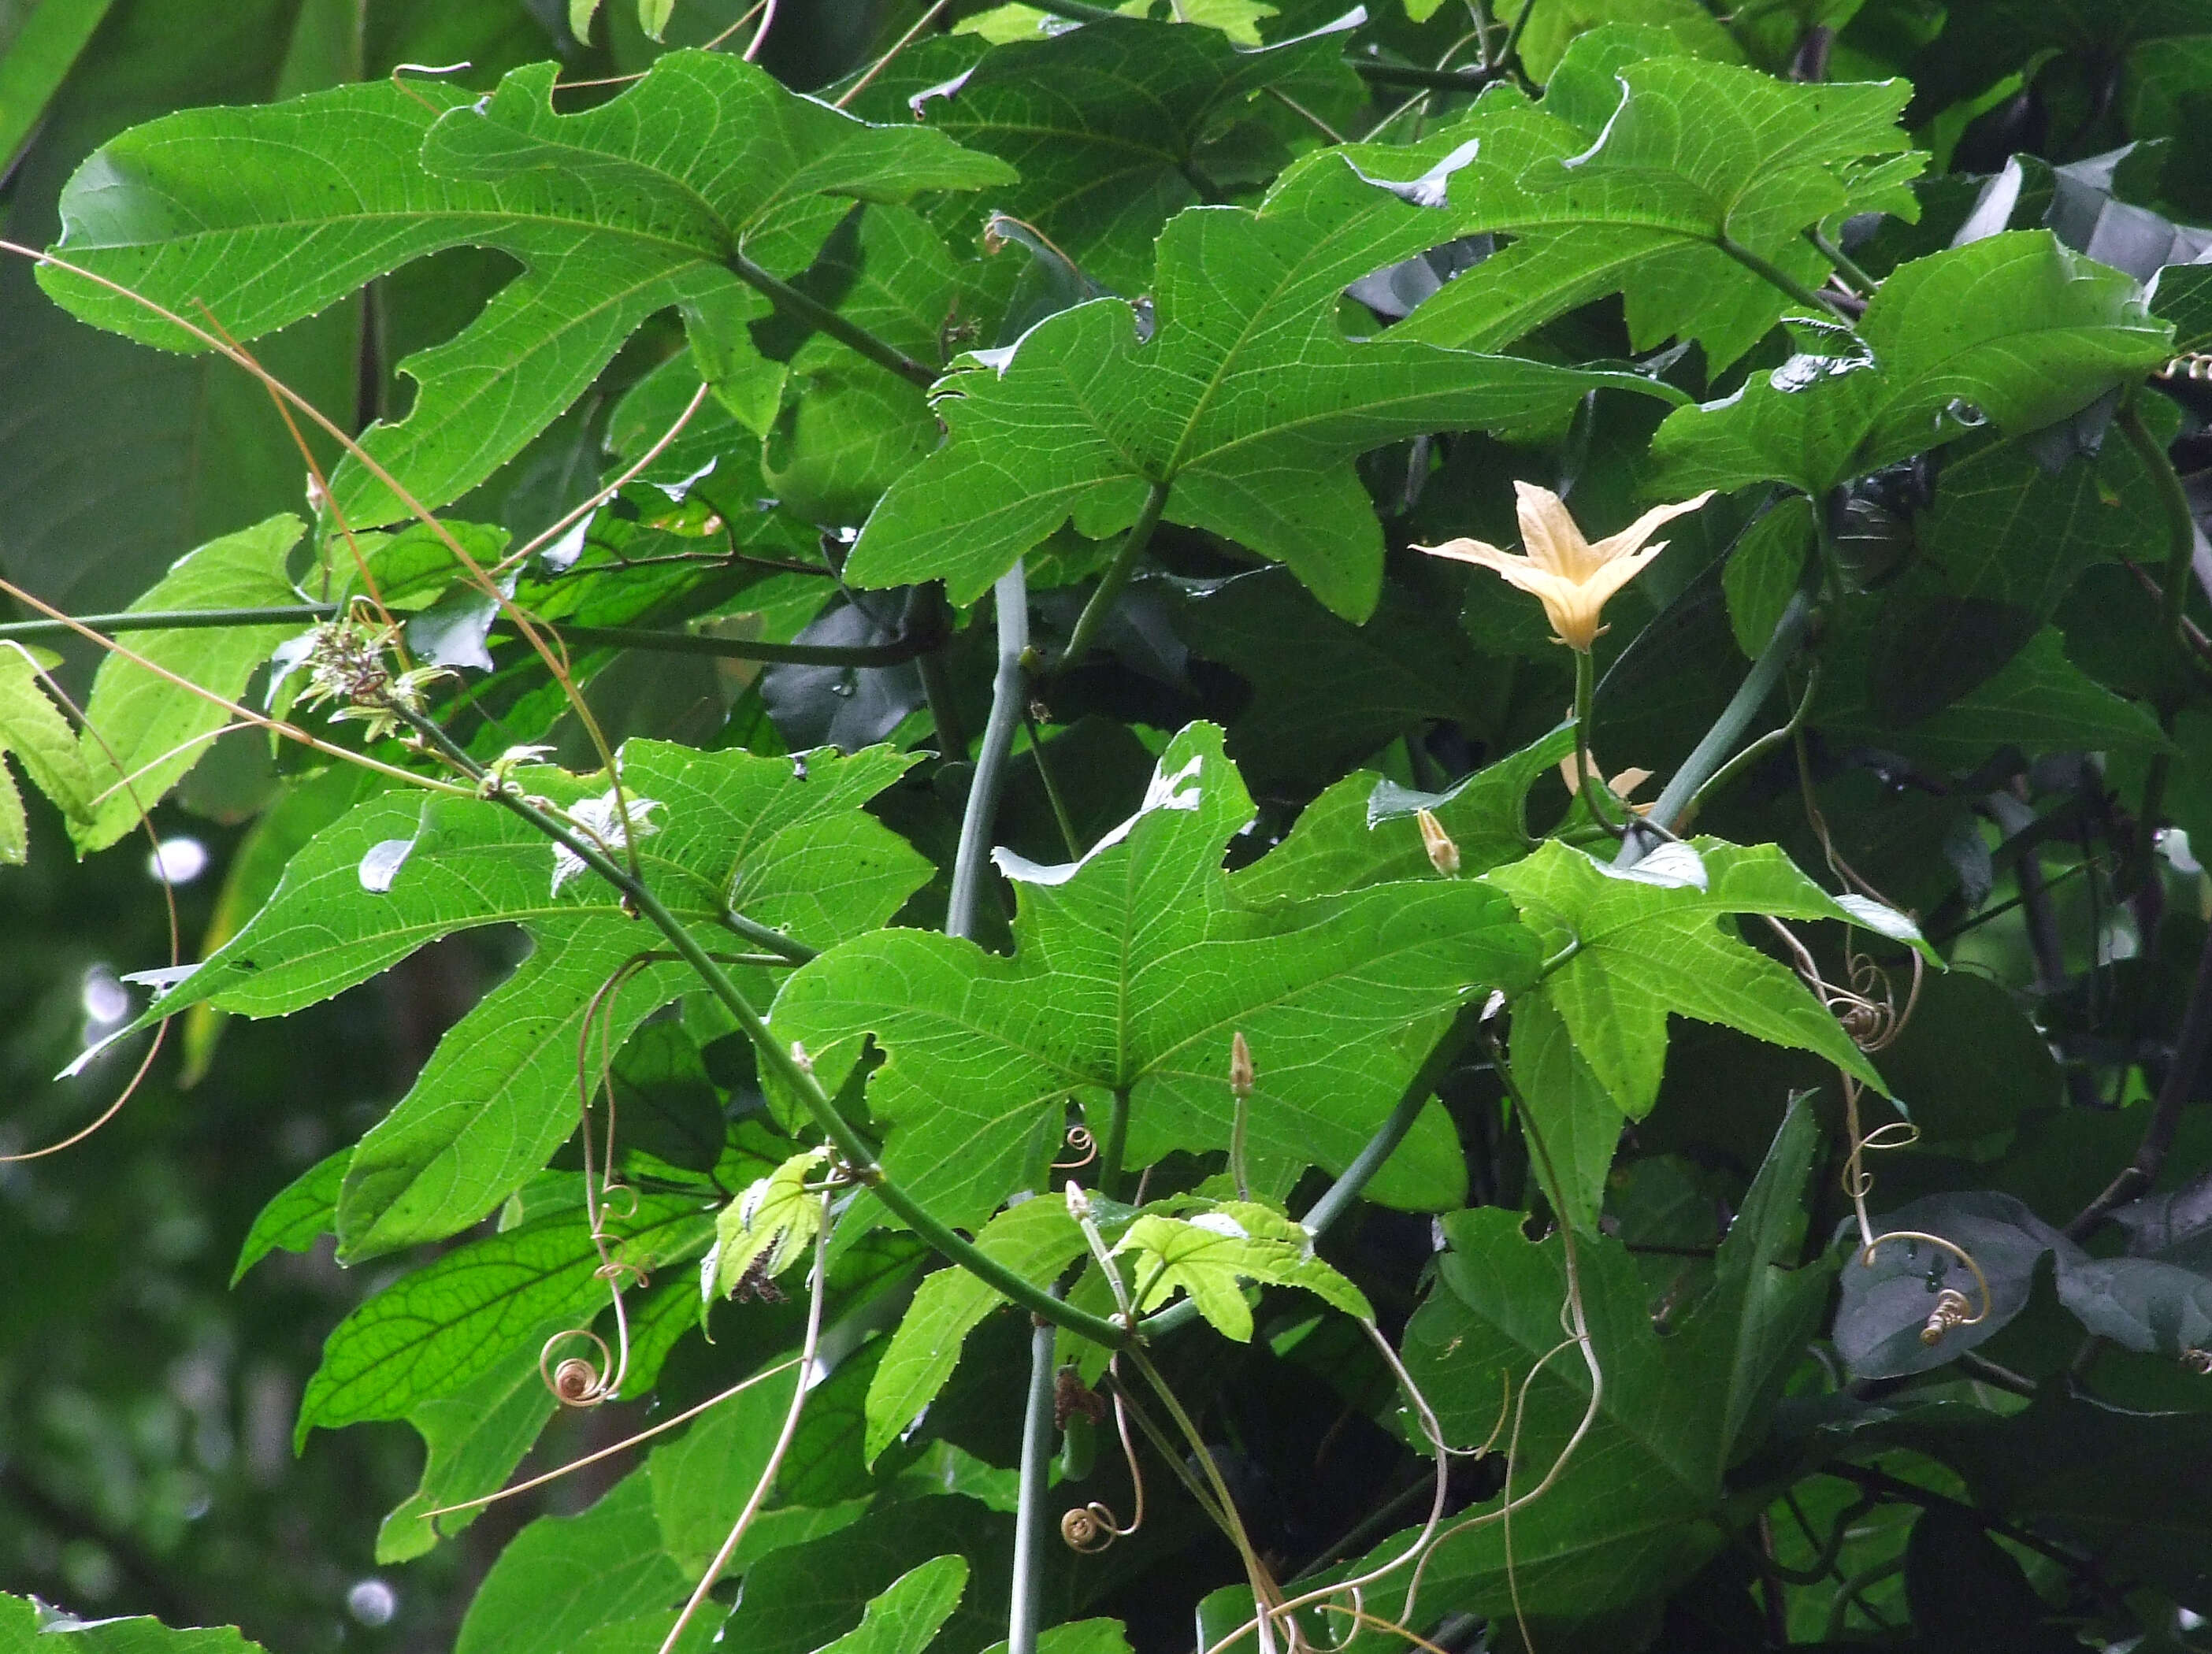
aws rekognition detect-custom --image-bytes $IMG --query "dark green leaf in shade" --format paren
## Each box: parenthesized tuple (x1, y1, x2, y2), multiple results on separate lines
(863, 1195, 1085, 1464)
(1382, 1100, 1824, 1640)
(1653, 232, 2174, 497)
(912, 17, 1360, 293)
(39, 53, 1015, 526)
(774, 722, 1541, 1233)
(844, 142, 1676, 621)
(1902, 1504, 2078, 1654)
(1832, 1190, 2077, 1379)
(1508, 990, 1623, 1237)
(1171, 568, 1524, 794)
(716, 1497, 1012, 1654)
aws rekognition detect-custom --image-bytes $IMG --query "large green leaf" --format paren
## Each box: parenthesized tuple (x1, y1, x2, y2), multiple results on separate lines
(1392, 30, 1921, 367)
(297, 1192, 713, 1443)
(774, 721, 1541, 1233)
(805, 1556, 970, 1654)
(1651, 232, 2175, 495)
(1486, 838, 1926, 1118)
(71, 514, 304, 851)
(1382, 1100, 1826, 1640)
(39, 50, 1015, 525)
(128, 741, 927, 1260)
(842, 140, 1676, 621)
(0, 0, 117, 170)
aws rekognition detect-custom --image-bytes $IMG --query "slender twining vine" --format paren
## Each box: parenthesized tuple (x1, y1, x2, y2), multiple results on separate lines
(8, 4, 2212, 1652)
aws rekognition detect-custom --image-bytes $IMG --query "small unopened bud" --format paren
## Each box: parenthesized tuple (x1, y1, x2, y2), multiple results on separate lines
(789, 1040, 814, 1076)
(1229, 1031, 1255, 1100)
(1416, 808, 1460, 877)
(1064, 1180, 1093, 1221)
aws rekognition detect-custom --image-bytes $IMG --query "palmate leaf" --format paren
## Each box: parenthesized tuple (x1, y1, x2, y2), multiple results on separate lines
(131, 741, 928, 1262)
(1652, 231, 2176, 497)
(774, 721, 1541, 1234)
(842, 140, 1677, 621)
(1390, 28, 1923, 368)
(1382, 1100, 1825, 1641)
(709, 1146, 830, 1297)
(1486, 838, 1931, 1119)
(38, 50, 1014, 526)
(0, 640, 97, 862)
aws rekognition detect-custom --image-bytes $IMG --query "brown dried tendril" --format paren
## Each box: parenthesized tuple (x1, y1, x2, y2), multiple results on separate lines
(540, 1329, 618, 1407)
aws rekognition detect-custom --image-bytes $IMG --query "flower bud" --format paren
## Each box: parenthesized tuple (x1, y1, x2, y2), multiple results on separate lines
(1229, 1030, 1255, 1100)
(1416, 808, 1460, 877)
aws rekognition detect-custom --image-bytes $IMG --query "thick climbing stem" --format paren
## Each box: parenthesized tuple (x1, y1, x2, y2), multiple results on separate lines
(1056, 480, 1171, 674)
(1008, 1314, 1059, 1654)
(1620, 583, 1818, 866)
(948, 562, 1029, 940)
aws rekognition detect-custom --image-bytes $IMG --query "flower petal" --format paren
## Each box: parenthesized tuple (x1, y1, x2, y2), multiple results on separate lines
(1513, 480, 1600, 580)
(1415, 536, 1514, 570)
(1588, 490, 1716, 565)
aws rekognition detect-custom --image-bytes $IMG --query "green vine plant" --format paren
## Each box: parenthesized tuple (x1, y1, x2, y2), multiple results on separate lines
(6, 2, 2212, 1652)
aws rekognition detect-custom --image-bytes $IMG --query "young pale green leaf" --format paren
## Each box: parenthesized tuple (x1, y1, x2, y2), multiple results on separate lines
(863, 1196, 1086, 1464)
(1115, 1200, 1371, 1341)
(844, 142, 1677, 621)
(377, 1344, 559, 1563)
(39, 53, 1014, 526)
(124, 742, 925, 1261)
(1486, 839, 1928, 1119)
(230, 1148, 345, 1284)
(1652, 232, 2175, 496)
(453, 1472, 691, 1654)
(69, 514, 303, 852)
(711, 1147, 830, 1298)
(1390, 33, 1920, 367)
(0, 643, 98, 852)
(775, 722, 1542, 1233)
(297, 1194, 712, 1446)
(911, 16, 1358, 293)
(1383, 1101, 1824, 1639)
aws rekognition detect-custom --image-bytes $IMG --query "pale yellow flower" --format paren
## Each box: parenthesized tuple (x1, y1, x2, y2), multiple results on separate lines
(1418, 482, 1716, 651)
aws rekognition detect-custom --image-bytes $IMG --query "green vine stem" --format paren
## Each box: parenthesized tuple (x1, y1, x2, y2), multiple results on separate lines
(1716, 234, 1850, 320)
(1806, 227, 1880, 297)
(1620, 584, 1818, 865)
(948, 562, 1030, 940)
(0, 603, 941, 669)
(386, 699, 1134, 1351)
(1008, 1312, 1060, 1654)
(1056, 480, 1171, 676)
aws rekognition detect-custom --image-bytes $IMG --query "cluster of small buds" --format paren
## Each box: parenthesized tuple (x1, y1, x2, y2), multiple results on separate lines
(295, 616, 451, 741)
